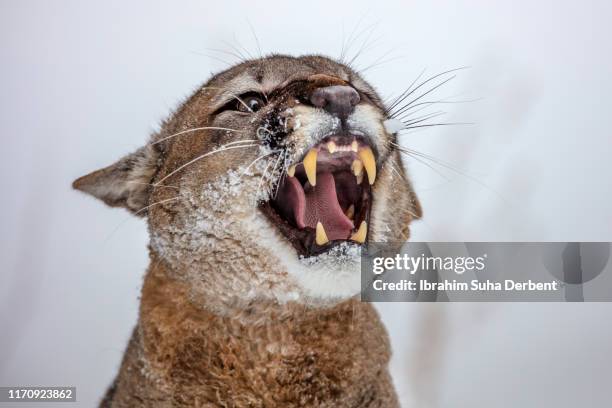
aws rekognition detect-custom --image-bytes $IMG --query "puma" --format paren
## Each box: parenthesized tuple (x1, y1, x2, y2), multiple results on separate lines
(74, 54, 421, 407)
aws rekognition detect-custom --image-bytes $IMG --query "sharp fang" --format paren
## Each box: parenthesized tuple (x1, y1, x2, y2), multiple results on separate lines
(315, 221, 329, 245)
(356, 171, 364, 185)
(351, 159, 363, 177)
(327, 141, 337, 154)
(303, 148, 318, 186)
(358, 147, 376, 185)
(350, 221, 367, 243)
(351, 140, 359, 152)
(287, 164, 296, 177)
(345, 204, 355, 220)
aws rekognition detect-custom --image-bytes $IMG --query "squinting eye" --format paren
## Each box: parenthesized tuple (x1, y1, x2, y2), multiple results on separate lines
(238, 95, 265, 113)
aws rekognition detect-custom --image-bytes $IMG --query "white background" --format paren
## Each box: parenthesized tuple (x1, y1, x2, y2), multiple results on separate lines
(1, 1, 611, 406)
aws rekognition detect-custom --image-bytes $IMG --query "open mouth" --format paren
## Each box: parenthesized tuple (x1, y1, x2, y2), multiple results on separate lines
(260, 135, 376, 257)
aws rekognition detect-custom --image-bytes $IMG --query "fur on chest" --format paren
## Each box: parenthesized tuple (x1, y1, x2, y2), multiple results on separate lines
(136, 266, 392, 406)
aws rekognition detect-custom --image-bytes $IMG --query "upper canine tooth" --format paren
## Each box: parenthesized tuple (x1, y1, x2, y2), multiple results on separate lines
(358, 147, 376, 185)
(287, 164, 296, 177)
(351, 140, 359, 152)
(303, 148, 318, 186)
(315, 222, 329, 245)
(351, 159, 363, 177)
(327, 141, 337, 154)
(350, 221, 367, 243)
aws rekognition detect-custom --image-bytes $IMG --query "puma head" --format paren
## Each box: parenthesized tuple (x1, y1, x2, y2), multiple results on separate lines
(74, 54, 421, 309)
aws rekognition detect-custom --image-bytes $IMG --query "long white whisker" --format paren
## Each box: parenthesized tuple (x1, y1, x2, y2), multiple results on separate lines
(152, 127, 243, 145)
(257, 160, 274, 194)
(388, 162, 405, 181)
(134, 196, 181, 216)
(154, 144, 258, 186)
(274, 152, 289, 199)
(199, 86, 255, 112)
(239, 150, 281, 177)
(267, 152, 284, 196)
(125, 181, 179, 190)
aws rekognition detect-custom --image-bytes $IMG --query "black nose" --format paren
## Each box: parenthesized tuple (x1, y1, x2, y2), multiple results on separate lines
(309, 85, 360, 119)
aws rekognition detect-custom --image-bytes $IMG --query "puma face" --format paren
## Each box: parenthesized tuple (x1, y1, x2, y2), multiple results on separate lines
(74, 55, 421, 309)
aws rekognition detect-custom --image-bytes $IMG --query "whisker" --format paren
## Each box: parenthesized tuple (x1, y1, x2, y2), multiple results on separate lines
(397, 97, 482, 118)
(395, 149, 451, 181)
(390, 142, 507, 203)
(216, 149, 281, 202)
(401, 122, 473, 130)
(155, 143, 259, 186)
(340, 15, 369, 63)
(151, 127, 244, 145)
(388, 67, 469, 116)
(247, 20, 263, 58)
(401, 111, 447, 128)
(345, 23, 380, 68)
(231, 34, 255, 60)
(239, 150, 282, 178)
(125, 181, 179, 190)
(392, 74, 458, 118)
(390, 142, 466, 171)
(274, 151, 289, 199)
(203, 48, 245, 63)
(191, 51, 234, 67)
(222, 39, 249, 61)
(198, 86, 255, 112)
(133, 196, 181, 217)
(266, 151, 285, 196)
(386, 68, 426, 113)
(388, 161, 405, 181)
(358, 53, 407, 74)
(257, 159, 275, 194)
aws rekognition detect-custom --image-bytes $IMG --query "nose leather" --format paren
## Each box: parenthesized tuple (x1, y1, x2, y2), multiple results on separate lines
(310, 85, 360, 119)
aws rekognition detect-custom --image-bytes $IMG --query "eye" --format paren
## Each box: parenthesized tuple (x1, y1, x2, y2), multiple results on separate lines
(237, 94, 265, 113)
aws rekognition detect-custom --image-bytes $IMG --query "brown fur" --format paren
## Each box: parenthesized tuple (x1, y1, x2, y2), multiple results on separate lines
(102, 255, 398, 407)
(75, 55, 421, 407)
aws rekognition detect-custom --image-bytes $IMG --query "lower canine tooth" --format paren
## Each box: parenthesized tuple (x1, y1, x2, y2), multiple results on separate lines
(350, 221, 367, 243)
(345, 204, 355, 220)
(303, 148, 318, 186)
(287, 164, 296, 177)
(327, 141, 337, 154)
(356, 171, 364, 185)
(358, 147, 376, 185)
(315, 222, 329, 245)
(351, 159, 363, 177)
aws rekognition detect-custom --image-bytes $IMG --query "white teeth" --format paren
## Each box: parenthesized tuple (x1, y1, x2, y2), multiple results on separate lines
(351, 140, 359, 152)
(303, 148, 318, 186)
(327, 141, 337, 154)
(350, 221, 367, 243)
(287, 164, 296, 177)
(315, 222, 329, 245)
(358, 147, 376, 185)
(345, 204, 355, 220)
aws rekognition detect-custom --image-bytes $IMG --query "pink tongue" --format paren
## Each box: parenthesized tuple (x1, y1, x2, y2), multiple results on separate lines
(303, 173, 354, 240)
(276, 173, 354, 241)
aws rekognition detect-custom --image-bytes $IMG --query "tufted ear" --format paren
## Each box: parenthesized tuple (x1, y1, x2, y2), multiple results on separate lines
(73, 145, 160, 216)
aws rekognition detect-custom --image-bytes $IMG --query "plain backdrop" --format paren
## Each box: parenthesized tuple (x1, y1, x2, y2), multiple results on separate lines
(1, 1, 611, 407)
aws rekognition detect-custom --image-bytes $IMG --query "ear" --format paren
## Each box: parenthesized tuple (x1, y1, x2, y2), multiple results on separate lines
(72, 145, 160, 215)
